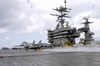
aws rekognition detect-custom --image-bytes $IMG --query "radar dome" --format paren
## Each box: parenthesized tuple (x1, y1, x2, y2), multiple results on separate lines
(59, 6, 63, 9)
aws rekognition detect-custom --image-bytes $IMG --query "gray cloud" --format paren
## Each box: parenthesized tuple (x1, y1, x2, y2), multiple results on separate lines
(0, 0, 100, 36)
(0, 0, 35, 33)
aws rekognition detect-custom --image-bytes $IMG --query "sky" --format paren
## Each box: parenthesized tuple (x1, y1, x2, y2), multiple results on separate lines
(0, 0, 100, 49)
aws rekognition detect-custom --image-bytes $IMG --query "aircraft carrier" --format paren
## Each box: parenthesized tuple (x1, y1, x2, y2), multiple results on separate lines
(1, 0, 100, 66)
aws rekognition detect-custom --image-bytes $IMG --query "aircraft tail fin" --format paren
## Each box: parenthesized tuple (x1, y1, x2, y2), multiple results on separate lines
(32, 40, 35, 46)
(38, 40, 42, 46)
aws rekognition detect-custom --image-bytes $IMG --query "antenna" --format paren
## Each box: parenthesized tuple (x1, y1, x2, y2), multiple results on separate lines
(64, 0, 67, 8)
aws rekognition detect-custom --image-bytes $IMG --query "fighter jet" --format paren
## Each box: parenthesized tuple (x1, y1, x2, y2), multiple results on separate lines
(21, 40, 42, 51)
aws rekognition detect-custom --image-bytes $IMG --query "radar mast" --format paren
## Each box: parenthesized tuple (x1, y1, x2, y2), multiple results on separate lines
(50, 0, 71, 29)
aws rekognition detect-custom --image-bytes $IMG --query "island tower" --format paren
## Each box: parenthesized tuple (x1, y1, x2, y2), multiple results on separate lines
(47, 0, 80, 47)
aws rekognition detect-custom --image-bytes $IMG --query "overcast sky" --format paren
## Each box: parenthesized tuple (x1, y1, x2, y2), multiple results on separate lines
(0, 0, 100, 48)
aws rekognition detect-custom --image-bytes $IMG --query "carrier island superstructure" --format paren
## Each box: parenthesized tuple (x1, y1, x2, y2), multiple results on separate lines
(47, 0, 94, 47)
